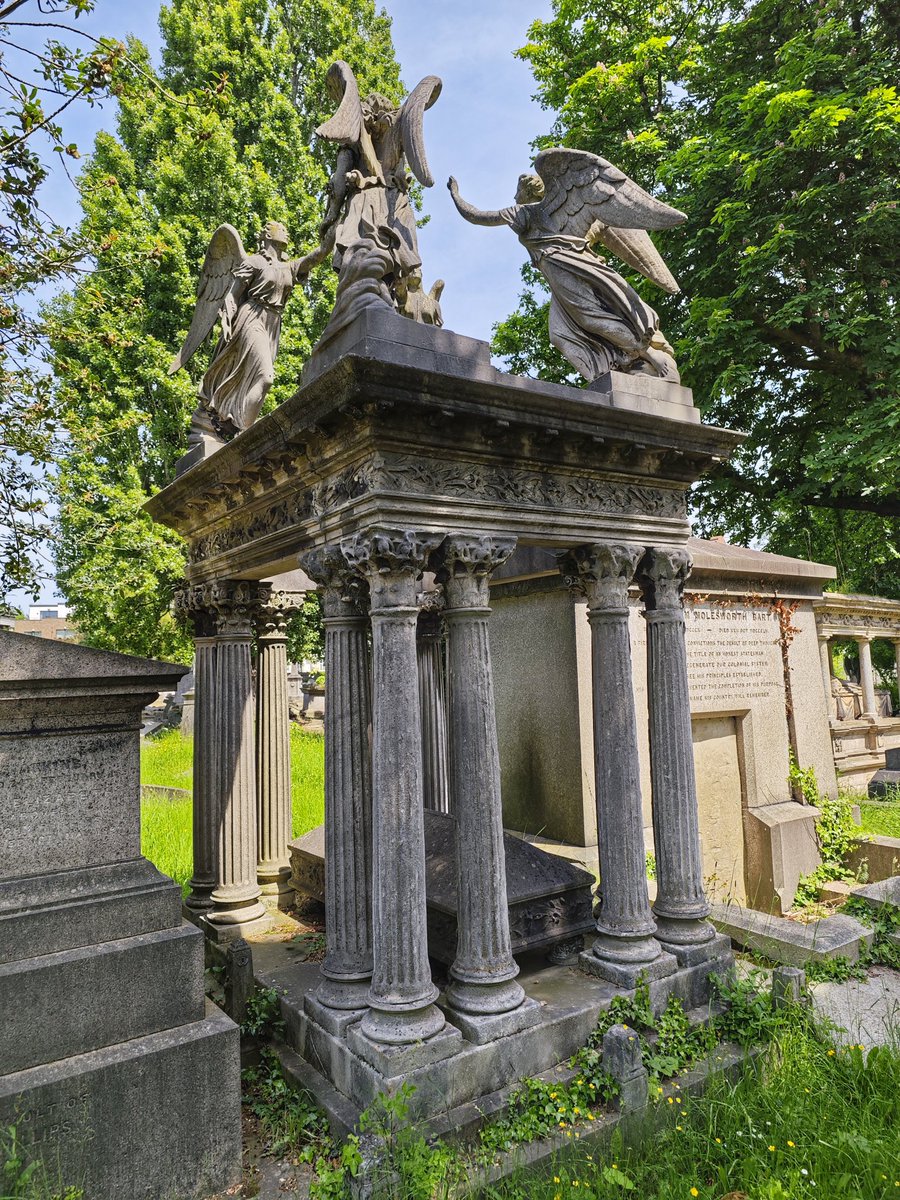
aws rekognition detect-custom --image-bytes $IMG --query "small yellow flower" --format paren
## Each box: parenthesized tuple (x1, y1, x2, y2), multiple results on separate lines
(691, 1189, 699, 1197)
(828, 1049, 836, 1056)
(667, 1097, 674, 1104)
(612, 1164, 618, 1169)
(574, 1107, 581, 1115)
(558, 1121, 565, 1128)
(574, 1132, 580, 1139)
(768, 1145, 776, 1152)
(787, 1140, 795, 1148)
(566, 1131, 572, 1138)
(553, 1178, 560, 1185)
(715, 1137, 721, 1144)
(573, 1182, 580, 1188)
(676, 1125, 683, 1131)
(658, 1086, 664, 1094)
(675, 1098, 681, 1104)
(550, 1092, 557, 1099)
(588, 1112, 595, 1121)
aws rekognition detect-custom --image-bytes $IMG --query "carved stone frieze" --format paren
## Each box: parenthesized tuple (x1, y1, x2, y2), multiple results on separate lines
(187, 455, 687, 568)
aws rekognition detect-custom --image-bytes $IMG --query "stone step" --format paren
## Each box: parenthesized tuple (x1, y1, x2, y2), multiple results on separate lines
(710, 902, 873, 967)
(0, 1001, 240, 1200)
(0, 922, 206, 1074)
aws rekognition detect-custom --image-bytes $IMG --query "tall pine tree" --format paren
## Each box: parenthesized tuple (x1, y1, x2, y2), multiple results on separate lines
(47, 0, 401, 658)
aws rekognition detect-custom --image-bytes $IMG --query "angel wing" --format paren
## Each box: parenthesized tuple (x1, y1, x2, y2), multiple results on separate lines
(315, 60, 363, 145)
(591, 224, 681, 294)
(535, 147, 685, 233)
(169, 224, 246, 374)
(388, 75, 442, 187)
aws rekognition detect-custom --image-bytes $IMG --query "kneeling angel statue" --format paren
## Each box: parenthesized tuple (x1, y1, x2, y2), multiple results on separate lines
(169, 220, 328, 439)
(448, 148, 686, 384)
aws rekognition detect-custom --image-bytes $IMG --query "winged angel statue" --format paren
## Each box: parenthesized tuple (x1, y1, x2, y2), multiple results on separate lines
(169, 220, 328, 438)
(315, 61, 444, 334)
(449, 149, 686, 383)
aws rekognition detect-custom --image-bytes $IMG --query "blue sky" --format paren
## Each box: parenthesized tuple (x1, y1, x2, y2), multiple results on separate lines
(14, 0, 555, 605)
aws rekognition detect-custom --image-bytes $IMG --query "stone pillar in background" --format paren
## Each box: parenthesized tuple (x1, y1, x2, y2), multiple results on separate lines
(637, 548, 716, 963)
(300, 547, 374, 1013)
(343, 531, 452, 1050)
(818, 636, 834, 714)
(173, 585, 218, 914)
(435, 536, 540, 1041)
(559, 545, 673, 986)
(894, 642, 900, 717)
(255, 590, 303, 902)
(207, 581, 269, 935)
(417, 587, 450, 814)
(857, 636, 877, 719)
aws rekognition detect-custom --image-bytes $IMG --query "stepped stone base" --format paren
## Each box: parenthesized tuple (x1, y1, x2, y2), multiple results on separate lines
(0, 1003, 241, 1200)
(257, 938, 735, 1125)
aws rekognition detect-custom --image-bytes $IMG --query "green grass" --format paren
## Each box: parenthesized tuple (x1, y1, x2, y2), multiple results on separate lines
(484, 1030, 900, 1200)
(859, 801, 900, 839)
(139, 727, 325, 892)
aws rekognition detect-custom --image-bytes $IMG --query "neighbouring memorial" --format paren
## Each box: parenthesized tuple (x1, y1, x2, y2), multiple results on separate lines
(0, 634, 241, 1199)
(145, 69, 741, 1125)
(490, 541, 839, 914)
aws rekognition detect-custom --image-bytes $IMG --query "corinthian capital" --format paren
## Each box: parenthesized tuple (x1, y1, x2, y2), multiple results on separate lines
(341, 530, 443, 611)
(636, 547, 692, 611)
(256, 590, 305, 639)
(431, 535, 516, 610)
(557, 543, 642, 609)
(208, 579, 271, 637)
(300, 545, 368, 618)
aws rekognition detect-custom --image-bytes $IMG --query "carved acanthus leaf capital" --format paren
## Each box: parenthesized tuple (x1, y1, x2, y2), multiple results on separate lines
(432, 534, 516, 610)
(342, 530, 443, 610)
(172, 582, 219, 638)
(557, 543, 642, 609)
(637, 547, 692, 611)
(256, 589, 305, 638)
(300, 545, 369, 618)
(208, 579, 270, 637)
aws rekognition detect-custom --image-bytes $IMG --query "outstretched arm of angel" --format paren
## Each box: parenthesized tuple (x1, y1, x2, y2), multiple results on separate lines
(447, 177, 513, 227)
(169, 224, 248, 375)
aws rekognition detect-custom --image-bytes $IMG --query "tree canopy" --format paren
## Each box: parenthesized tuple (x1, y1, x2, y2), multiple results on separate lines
(46, 0, 401, 658)
(496, 0, 899, 596)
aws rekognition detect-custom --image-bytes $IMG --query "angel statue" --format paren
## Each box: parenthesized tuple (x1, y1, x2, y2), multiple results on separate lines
(315, 60, 443, 322)
(448, 148, 687, 383)
(169, 220, 328, 441)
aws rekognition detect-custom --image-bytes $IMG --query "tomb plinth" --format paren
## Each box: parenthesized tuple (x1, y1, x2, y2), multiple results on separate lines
(146, 310, 741, 1120)
(0, 634, 241, 1200)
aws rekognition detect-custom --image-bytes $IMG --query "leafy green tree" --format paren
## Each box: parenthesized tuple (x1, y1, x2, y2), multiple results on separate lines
(497, 0, 900, 591)
(0, 0, 196, 598)
(47, 0, 400, 658)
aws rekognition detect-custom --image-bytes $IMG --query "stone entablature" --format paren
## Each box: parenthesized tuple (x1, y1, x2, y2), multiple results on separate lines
(814, 592, 900, 641)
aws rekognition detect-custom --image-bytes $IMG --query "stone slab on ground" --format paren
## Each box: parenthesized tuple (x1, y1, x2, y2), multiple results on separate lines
(850, 876, 900, 915)
(711, 901, 873, 966)
(811, 966, 900, 1050)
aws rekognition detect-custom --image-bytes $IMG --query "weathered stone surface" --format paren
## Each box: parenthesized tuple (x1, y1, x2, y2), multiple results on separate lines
(868, 769, 900, 798)
(711, 902, 873, 966)
(0, 1005, 241, 1200)
(850, 876, 900, 915)
(846, 836, 900, 883)
(771, 965, 806, 1009)
(602, 1023, 649, 1111)
(744, 802, 822, 914)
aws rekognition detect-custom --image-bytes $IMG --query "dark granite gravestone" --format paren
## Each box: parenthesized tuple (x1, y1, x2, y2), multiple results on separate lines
(0, 633, 241, 1200)
(868, 747, 900, 798)
(290, 811, 595, 966)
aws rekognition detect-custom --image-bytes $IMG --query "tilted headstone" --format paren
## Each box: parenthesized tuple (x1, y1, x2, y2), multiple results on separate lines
(0, 633, 241, 1199)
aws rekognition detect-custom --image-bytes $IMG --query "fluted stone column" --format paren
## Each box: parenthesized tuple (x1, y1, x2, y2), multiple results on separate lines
(255, 590, 302, 900)
(559, 545, 674, 986)
(857, 636, 877, 719)
(417, 593, 450, 815)
(435, 536, 541, 1041)
(207, 581, 269, 934)
(342, 531, 456, 1055)
(174, 586, 218, 914)
(638, 549, 716, 962)
(300, 547, 374, 1014)
(818, 636, 834, 712)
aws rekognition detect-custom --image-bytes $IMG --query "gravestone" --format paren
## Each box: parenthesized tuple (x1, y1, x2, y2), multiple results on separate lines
(0, 633, 241, 1200)
(491, 540, 838, 913)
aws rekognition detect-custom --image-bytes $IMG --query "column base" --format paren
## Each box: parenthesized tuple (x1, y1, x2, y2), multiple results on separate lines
(304, 992, 367, 1037)
(592, 925, 665, 965)
(443, 995, 542, 1045)
(445, 973, 526, 1016)
(316, 973, 372, 1014)
(653, 911, 716, 950)
(258, 862, 293, 896)
(657, 931, 732, 968)
(184, 889, 215, 915)
(579, 947, 677, 989)
(349, 1020, 462, 1076)
(198, 910, 271, 944)
(360, 995, 446, 1046)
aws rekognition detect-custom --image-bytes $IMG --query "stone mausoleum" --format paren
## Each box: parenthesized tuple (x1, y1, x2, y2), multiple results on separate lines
(147, 308, 741, 1121)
